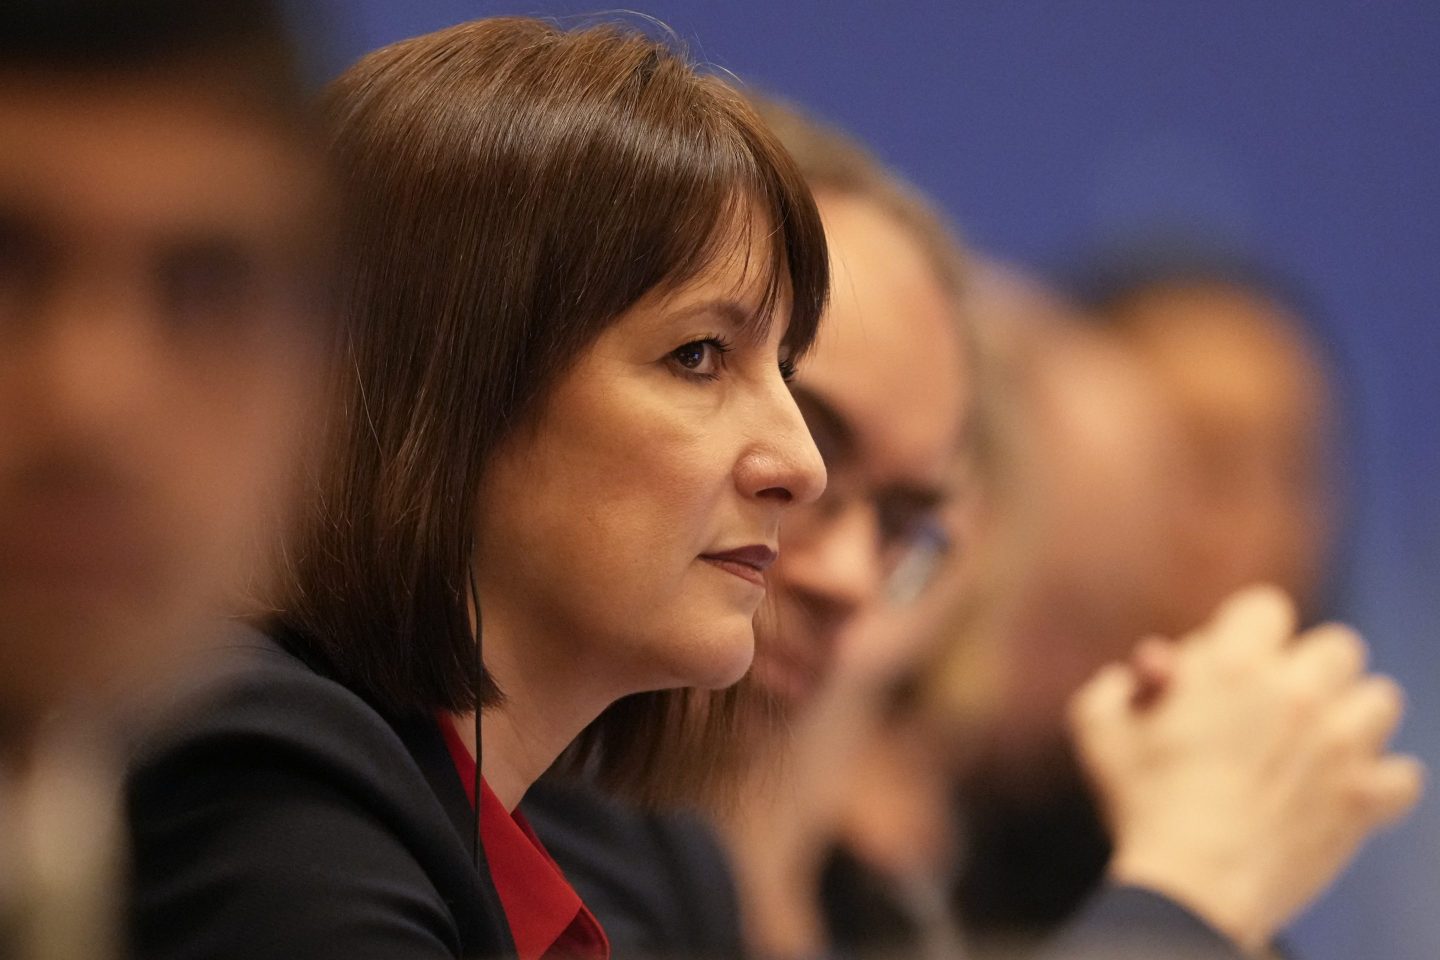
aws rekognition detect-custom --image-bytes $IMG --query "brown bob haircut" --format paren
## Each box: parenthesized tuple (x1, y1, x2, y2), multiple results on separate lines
(269, 17, 828, 804)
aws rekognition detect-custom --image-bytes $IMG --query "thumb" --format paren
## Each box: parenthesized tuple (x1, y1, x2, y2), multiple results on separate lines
(1070, 661, 1139, 739)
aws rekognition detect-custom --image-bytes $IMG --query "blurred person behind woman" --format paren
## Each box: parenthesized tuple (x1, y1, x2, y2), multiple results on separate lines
(944, 263, 1190, 955)
(522, 88, 1420, 960)
(1077, 247, 1343, 634)
(950, 248, 1353, 953)
(715, 99, 1420, 960)
(0, 1, 332, 958)
(124, 17, 829, 960)
(714, 95, 975, 960)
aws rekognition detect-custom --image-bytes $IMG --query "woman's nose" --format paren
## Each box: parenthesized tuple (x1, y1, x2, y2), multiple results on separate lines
(736, 385, 827, 507)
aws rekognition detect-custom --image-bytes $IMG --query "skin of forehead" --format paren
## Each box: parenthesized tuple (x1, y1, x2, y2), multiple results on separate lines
(0, 76, 318, 251)
(799, 193, 969, 487)
(1112, 284, 1331, 431)
(1028, 329, 1179, 599)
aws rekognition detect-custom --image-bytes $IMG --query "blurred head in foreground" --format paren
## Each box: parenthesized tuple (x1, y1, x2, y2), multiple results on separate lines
(0, 0, 332, 744)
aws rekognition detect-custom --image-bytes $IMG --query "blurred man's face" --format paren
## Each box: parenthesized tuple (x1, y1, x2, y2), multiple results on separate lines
(0, 73, 327, 731)
(975, 326, 1184, 788)
(1107, 282, 1334, 631)
(756, 194, 970, 705)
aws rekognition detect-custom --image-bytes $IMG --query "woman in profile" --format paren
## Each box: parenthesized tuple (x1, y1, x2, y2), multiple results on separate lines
(126, 17, 826, 960)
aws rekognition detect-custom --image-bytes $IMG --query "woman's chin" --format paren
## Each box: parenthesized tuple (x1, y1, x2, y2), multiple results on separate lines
(655, 615, 757, 691)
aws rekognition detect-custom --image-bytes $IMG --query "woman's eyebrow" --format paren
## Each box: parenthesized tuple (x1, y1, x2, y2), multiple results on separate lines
(668, 296, 773, 342)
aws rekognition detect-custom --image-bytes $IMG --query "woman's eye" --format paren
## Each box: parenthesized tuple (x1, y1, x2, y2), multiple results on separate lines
(670, 337, 730, 378)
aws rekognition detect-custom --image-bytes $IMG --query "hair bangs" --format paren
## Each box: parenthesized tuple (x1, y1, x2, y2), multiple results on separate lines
(737, 92, 829, 364)
(549, 57, 827, 365)
(693, 81, 829, 363)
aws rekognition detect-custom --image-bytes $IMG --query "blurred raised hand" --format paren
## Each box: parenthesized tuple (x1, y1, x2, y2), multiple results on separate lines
(1070, 585, 1424, 953)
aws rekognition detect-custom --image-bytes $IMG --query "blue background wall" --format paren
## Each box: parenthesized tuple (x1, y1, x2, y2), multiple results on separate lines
(311, 3, 1440, 957)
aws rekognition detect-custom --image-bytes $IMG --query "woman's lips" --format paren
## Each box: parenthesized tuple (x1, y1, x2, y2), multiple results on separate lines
(700, 545, 777, 587)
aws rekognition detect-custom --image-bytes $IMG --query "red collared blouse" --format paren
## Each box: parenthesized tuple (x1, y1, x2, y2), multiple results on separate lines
(439, 717, 610, 960)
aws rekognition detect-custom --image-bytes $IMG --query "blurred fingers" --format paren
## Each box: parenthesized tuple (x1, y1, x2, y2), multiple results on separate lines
(1329, 674, 1406, 755)
(1068, 662, 1141, 784)
(1202, 583, 1297, 658)
(1070, 662, 1136, 735)
(1288, 623, 1368, 696)
(1359, 754, 1426, 827)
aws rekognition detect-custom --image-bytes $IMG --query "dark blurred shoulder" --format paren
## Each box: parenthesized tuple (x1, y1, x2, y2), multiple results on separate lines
(523, 778, 744, 960)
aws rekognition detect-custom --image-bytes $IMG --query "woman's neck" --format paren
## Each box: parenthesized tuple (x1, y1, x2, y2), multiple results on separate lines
(447, 701, 600, 813)
(455, 601, 621, 812)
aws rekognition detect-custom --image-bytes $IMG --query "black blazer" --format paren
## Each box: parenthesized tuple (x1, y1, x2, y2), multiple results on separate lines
(125, 627, 516, 960)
